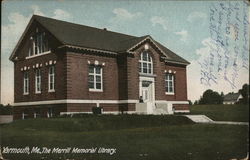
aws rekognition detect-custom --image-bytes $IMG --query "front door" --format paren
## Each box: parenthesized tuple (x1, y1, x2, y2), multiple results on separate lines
(141, 80, 152, 102)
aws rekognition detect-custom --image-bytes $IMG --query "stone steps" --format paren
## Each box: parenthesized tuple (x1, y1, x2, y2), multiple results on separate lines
(185, 115, 214, 123)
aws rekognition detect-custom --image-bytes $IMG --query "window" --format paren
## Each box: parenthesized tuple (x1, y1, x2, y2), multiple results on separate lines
(48, 66, 55, 92)
(34, 109, 41, 118)
(22, 110, 28, 120)
(47, 108, 54, 118)
(139, 52, 153, 74)
(88, 65, 102, 91)
(35, 69, 41, 93)
(165, 73, 174, 94)
(29, 30, 49, 57)
(23, 72, 29, 95)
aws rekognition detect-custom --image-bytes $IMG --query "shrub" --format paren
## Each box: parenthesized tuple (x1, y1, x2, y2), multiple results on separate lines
(0, 104, 13, 115)
(92, 107, 103, 114)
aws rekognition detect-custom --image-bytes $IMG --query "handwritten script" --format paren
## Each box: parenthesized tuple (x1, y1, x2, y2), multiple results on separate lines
(199, 1, 249, 89)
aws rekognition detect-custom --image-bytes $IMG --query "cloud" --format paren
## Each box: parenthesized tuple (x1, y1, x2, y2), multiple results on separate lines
(1, 6, 72, 104)
(111, 8, 142, 22)
(174, 29, 188, 42)
(187, 11, 207, 23)
(187, 37, 249, 102)
(30, 5, 45, 16)
(150, 16, 168, 31)
(2, 13, 30, 54)
(52, 9, 72, 20)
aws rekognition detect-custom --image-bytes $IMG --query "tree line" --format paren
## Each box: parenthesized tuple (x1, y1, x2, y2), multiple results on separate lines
(192, 83, 249, 105)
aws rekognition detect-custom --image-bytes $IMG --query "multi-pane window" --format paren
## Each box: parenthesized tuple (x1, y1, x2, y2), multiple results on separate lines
(30, 30, 49, 56)
(165, 73, 174, 94)
(23, 72, 29, 94)
(35, 69, 41, 93)
(88, 65, 102, 91)
(139, 52, 153, 74)
(48, 66, 55, 92)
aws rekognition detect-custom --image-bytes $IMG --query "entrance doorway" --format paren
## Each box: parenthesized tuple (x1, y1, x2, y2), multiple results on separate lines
(139, 76, 155, 114)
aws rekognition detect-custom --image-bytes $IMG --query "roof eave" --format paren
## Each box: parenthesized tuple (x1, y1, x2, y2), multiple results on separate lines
(126, 36, 170, 58)
(163, 59, 190, 66)
(58, 45, 118, 55)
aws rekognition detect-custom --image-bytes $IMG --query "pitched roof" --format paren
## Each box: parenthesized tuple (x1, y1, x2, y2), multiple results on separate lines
(223, 93, 242, 101)
(10, 15, 189, 65)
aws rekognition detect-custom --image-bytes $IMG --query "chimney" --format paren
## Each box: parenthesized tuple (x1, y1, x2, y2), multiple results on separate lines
(103, 28, 107, 31)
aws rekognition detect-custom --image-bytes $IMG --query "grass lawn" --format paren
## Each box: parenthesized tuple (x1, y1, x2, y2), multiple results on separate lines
(190, 104, 249, 122)
(1, 114, 248, 160)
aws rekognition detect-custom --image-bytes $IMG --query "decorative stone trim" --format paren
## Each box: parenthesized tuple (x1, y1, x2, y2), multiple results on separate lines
(164, 70, 176, 74)
(94, 60, 99, 65)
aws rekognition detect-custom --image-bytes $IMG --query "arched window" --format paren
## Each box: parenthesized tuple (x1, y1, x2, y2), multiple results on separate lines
(139, 52, 153, 74)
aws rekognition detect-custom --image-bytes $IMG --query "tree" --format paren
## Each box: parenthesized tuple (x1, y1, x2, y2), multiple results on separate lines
(238, 84, 249, 104)
(193, 100, 198, 105)
(188, 100, 193, 105)
(199, 89, 223, 104)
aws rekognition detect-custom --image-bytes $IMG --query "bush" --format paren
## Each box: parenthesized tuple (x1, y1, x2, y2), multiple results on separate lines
(0, 104, 13, 115)
(92, 107, 103, 114)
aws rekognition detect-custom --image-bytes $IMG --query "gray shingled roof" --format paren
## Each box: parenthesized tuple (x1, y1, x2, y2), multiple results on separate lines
(12, 15, 190, 64)
(223, 93, 241, 101)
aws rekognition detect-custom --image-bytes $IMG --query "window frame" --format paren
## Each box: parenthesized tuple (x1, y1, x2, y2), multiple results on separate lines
(35, 68, 42, 94)
(139, 51, 153, 74)
(165, 73, 175, 95)
(88, 65, 103, 92)
(48, 66, 55, 92)
(28, 29, 50, 58)
(23, 72, 29, 95)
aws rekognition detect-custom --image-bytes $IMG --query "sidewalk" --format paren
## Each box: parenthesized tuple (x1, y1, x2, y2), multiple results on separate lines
(185, 115, 249, 126)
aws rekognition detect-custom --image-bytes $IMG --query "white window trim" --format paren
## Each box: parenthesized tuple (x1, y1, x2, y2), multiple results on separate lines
(88, 66, 103, 92)
(48, 66, 55, 92)
(165, 74, 175, 95)
(23, 72, 29, 95)
(139, 52, 153, 74)
(35, 69, 41, 94)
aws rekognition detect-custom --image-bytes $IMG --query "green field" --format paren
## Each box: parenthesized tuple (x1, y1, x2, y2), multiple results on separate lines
(190, 104, 249, 122)
(1, 114, 248, 160)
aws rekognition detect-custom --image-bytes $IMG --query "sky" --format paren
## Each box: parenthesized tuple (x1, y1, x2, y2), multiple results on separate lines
(1, 0, 249, 104)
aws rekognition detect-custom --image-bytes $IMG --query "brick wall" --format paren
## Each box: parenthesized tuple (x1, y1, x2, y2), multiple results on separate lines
(129, 41, 188, 102)
(14, 52, 67, 102)
(65, 52, 119, 100)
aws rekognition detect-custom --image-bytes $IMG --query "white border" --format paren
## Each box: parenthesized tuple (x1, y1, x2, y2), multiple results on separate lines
(14, 99, 189, 106)
(155, 100, 189, 104)
(60, 111, 136, 115)
(13, 99, 139, 106)
(174, 110, 190, 113)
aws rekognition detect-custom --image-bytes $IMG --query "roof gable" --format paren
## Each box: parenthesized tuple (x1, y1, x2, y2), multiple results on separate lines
(224, 93, 242, 101)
